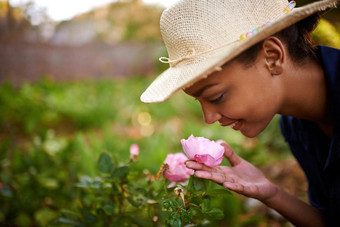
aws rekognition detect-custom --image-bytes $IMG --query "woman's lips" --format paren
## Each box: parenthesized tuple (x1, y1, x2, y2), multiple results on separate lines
(231, 120, 242, 130)
(229, 121, 238, 128)
(219, 120, 240, 130)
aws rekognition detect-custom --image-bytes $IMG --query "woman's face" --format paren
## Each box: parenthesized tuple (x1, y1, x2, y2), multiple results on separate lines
(184, 59, 283, 138)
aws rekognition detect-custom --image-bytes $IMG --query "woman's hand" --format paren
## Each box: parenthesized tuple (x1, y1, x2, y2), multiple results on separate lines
(185, 140, 279, 202)
(186, 140, 326, 226)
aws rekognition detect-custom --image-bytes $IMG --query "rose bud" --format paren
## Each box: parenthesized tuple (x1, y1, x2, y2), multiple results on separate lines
(129, 144, 140, 162)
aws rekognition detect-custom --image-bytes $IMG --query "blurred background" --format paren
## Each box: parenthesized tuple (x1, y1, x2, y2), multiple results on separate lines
(0, 0, 339, 226)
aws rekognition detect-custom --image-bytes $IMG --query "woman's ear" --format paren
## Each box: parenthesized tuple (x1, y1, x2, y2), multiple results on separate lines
(262, 37, 285, 75)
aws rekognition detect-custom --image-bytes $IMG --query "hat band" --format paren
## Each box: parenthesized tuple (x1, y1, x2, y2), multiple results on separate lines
(159, 1, 297, 67)
(158, 40, 238, 67)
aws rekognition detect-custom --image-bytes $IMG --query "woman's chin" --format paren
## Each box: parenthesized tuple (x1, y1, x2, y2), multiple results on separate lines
(240, 127, 263, 138)
(240, 120, 272, 138)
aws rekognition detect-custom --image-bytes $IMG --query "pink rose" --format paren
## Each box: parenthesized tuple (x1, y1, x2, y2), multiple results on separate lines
(181, 135, 224, 167)
(163, 153, 194, 182)
(129, 144, 140, 162)
(130, 144, 139, 155)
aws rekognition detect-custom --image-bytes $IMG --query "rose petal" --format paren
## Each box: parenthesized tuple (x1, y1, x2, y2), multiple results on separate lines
(163, 153, 194, 182)
(194, 154, 223, 167)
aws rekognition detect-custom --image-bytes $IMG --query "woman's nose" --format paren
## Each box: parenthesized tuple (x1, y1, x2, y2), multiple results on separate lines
(201, 103, 221, 124)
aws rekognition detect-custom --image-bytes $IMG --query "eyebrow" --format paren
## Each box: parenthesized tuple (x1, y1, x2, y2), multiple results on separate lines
(192, 83, 218, 97)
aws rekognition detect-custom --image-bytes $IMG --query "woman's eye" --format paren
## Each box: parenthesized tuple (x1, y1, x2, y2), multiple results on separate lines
(209, 93, 224, 104)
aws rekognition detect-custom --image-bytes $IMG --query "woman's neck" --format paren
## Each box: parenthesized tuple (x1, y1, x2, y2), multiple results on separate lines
(279, 58, 333, 136)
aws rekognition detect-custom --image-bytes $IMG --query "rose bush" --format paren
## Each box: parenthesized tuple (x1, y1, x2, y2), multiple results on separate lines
(56, 143, 228, 226)
(163, 153, 194, 182)
(181, 135, 224, 167)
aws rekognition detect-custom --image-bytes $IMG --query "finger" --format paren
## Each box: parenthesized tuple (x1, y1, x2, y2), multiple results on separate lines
(194, 170, 230, 184)
(218, 141, 242, 166)
(185, 160, 212, 171)
(194, 170, 235, 184)
(223, 182, 258, 197)
(223, 182, 244, 193)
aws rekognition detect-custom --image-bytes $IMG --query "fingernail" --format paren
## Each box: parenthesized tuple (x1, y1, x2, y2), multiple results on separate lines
(185, 161, 193, 168)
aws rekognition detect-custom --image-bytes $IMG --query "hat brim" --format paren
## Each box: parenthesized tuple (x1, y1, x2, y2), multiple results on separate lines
(141, 0, 339, 103)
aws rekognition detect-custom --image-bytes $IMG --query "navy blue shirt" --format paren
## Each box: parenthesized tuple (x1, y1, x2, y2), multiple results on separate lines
(280, 46, 340, 225)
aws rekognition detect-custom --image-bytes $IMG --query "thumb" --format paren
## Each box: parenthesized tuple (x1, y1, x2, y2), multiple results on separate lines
(217, 140, 242, 166)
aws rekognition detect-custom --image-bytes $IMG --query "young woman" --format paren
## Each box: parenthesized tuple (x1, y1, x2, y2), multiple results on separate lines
(141, 0, 340, 226)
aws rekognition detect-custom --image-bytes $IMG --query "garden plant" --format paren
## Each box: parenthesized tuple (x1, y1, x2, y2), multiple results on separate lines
(0, 78, 292, 226)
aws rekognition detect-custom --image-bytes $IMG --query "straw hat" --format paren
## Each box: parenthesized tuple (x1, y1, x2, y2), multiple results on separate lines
(141, 0, 339, 103)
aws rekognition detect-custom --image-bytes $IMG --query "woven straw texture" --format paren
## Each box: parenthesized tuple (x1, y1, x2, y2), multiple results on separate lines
(141, 0, 339, 103)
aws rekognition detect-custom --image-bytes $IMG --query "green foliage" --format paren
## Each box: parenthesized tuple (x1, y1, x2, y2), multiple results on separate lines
(97, 152, 115, 174)
(0, 77, 289, 226)
(160, 176, 227, 226)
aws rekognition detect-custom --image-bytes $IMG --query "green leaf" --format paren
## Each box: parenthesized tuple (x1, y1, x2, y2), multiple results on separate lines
(168, 212, 182, 227)
(189, 206, 203, 216)
(112, 165, 129, 179)
(171, 218, 182, 227)
(205, 189, 231, 197)
(56, 217, 80, 225)
(193, 177, 206, 191)
(34, 209, 57, 226)
(188, 196, 203, 206)
(128, 195, 142, 207)
(102, 201, 115, 215)
(204, 208, 224, 221)
(38, 177, 59, 190)
(188, 175, 194, 191)
(162, 200, 171, 210)
(81, 208, 96, 223)
(162, 198, 179, 210)
(180, 208, 192, 223)
(97, 152, 114, 174)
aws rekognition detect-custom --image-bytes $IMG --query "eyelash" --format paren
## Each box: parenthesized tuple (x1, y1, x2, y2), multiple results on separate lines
(209, 93, 225, 104)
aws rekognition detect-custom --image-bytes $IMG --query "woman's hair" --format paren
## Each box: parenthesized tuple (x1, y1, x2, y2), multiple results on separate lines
(234, 13, 321, 67)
